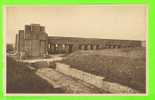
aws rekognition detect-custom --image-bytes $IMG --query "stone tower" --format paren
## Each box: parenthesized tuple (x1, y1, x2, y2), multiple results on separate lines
(15, 24, 48, 58)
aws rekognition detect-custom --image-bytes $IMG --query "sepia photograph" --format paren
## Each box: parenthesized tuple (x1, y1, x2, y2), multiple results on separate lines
(5, 5, 147, 95)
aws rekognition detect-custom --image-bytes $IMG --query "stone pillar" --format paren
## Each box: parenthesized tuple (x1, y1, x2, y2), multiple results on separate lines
(96, 45, 99, 50)
(68, 44, 73, 53)
(18, 30, 25, 52)
(40, 40, 46, 56)
(49, 43, 56, 54)
(31, 40, 40, 57)
(25, 25, 31, 33)
(15, 34, 19, 52)
(64, 44, 69, 53)
(80, 45, 85, 50)
(79, 45, 81, 50)
(87, 44, 91, 50)
(90, 44, 93, 50)
(84, 45, 88, 50)
(62, 44, 66, 53)
(92, 45, 97, 50)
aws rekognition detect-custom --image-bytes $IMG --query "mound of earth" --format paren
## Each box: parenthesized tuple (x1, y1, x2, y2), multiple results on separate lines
(61, 47, 146, 92)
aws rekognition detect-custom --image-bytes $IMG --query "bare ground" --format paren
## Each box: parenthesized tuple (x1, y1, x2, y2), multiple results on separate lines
(36, 68, 106, 93)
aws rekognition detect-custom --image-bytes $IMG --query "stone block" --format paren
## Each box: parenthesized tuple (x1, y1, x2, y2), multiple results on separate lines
(40, 26, 45, 32)
(25, 25, 31, 32)
(31, 24, 41, 32)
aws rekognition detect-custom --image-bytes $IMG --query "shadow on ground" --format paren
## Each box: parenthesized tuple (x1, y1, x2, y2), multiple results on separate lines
(6, 56, 65, 93)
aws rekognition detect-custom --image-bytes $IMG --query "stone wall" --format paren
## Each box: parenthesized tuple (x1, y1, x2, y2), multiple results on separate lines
(48, 36, 142, 54)
(55, 62, 139, 93)
(55, 63, 104, 88)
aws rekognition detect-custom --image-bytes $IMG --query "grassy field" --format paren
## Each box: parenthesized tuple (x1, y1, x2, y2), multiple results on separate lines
(61, 47, 146, 92)
(6, 56, 64, 93)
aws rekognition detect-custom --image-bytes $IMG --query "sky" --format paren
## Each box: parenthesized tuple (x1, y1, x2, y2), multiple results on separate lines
(6, 5, 147, 44)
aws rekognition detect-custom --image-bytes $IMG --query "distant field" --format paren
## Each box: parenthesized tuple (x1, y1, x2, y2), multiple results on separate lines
(61, 47, 146, 92)
(7, 56, 64, 93)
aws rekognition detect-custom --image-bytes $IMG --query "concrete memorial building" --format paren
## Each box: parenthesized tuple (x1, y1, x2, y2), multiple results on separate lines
(15, 24, 48, 58)
(15, 24, 143, 58)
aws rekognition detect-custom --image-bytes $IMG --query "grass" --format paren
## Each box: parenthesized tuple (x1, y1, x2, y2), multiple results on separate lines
(61, 47, 146, 92)
(6, 56, 65, 93)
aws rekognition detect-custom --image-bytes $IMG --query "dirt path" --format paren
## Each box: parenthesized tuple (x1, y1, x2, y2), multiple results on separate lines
(36, 68, 106, 93)
(19, 57, 63, 63)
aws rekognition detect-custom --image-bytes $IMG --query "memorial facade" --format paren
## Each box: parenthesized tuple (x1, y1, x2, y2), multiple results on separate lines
(15, 24, 143, 58)
(15, 24, 48, 58)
